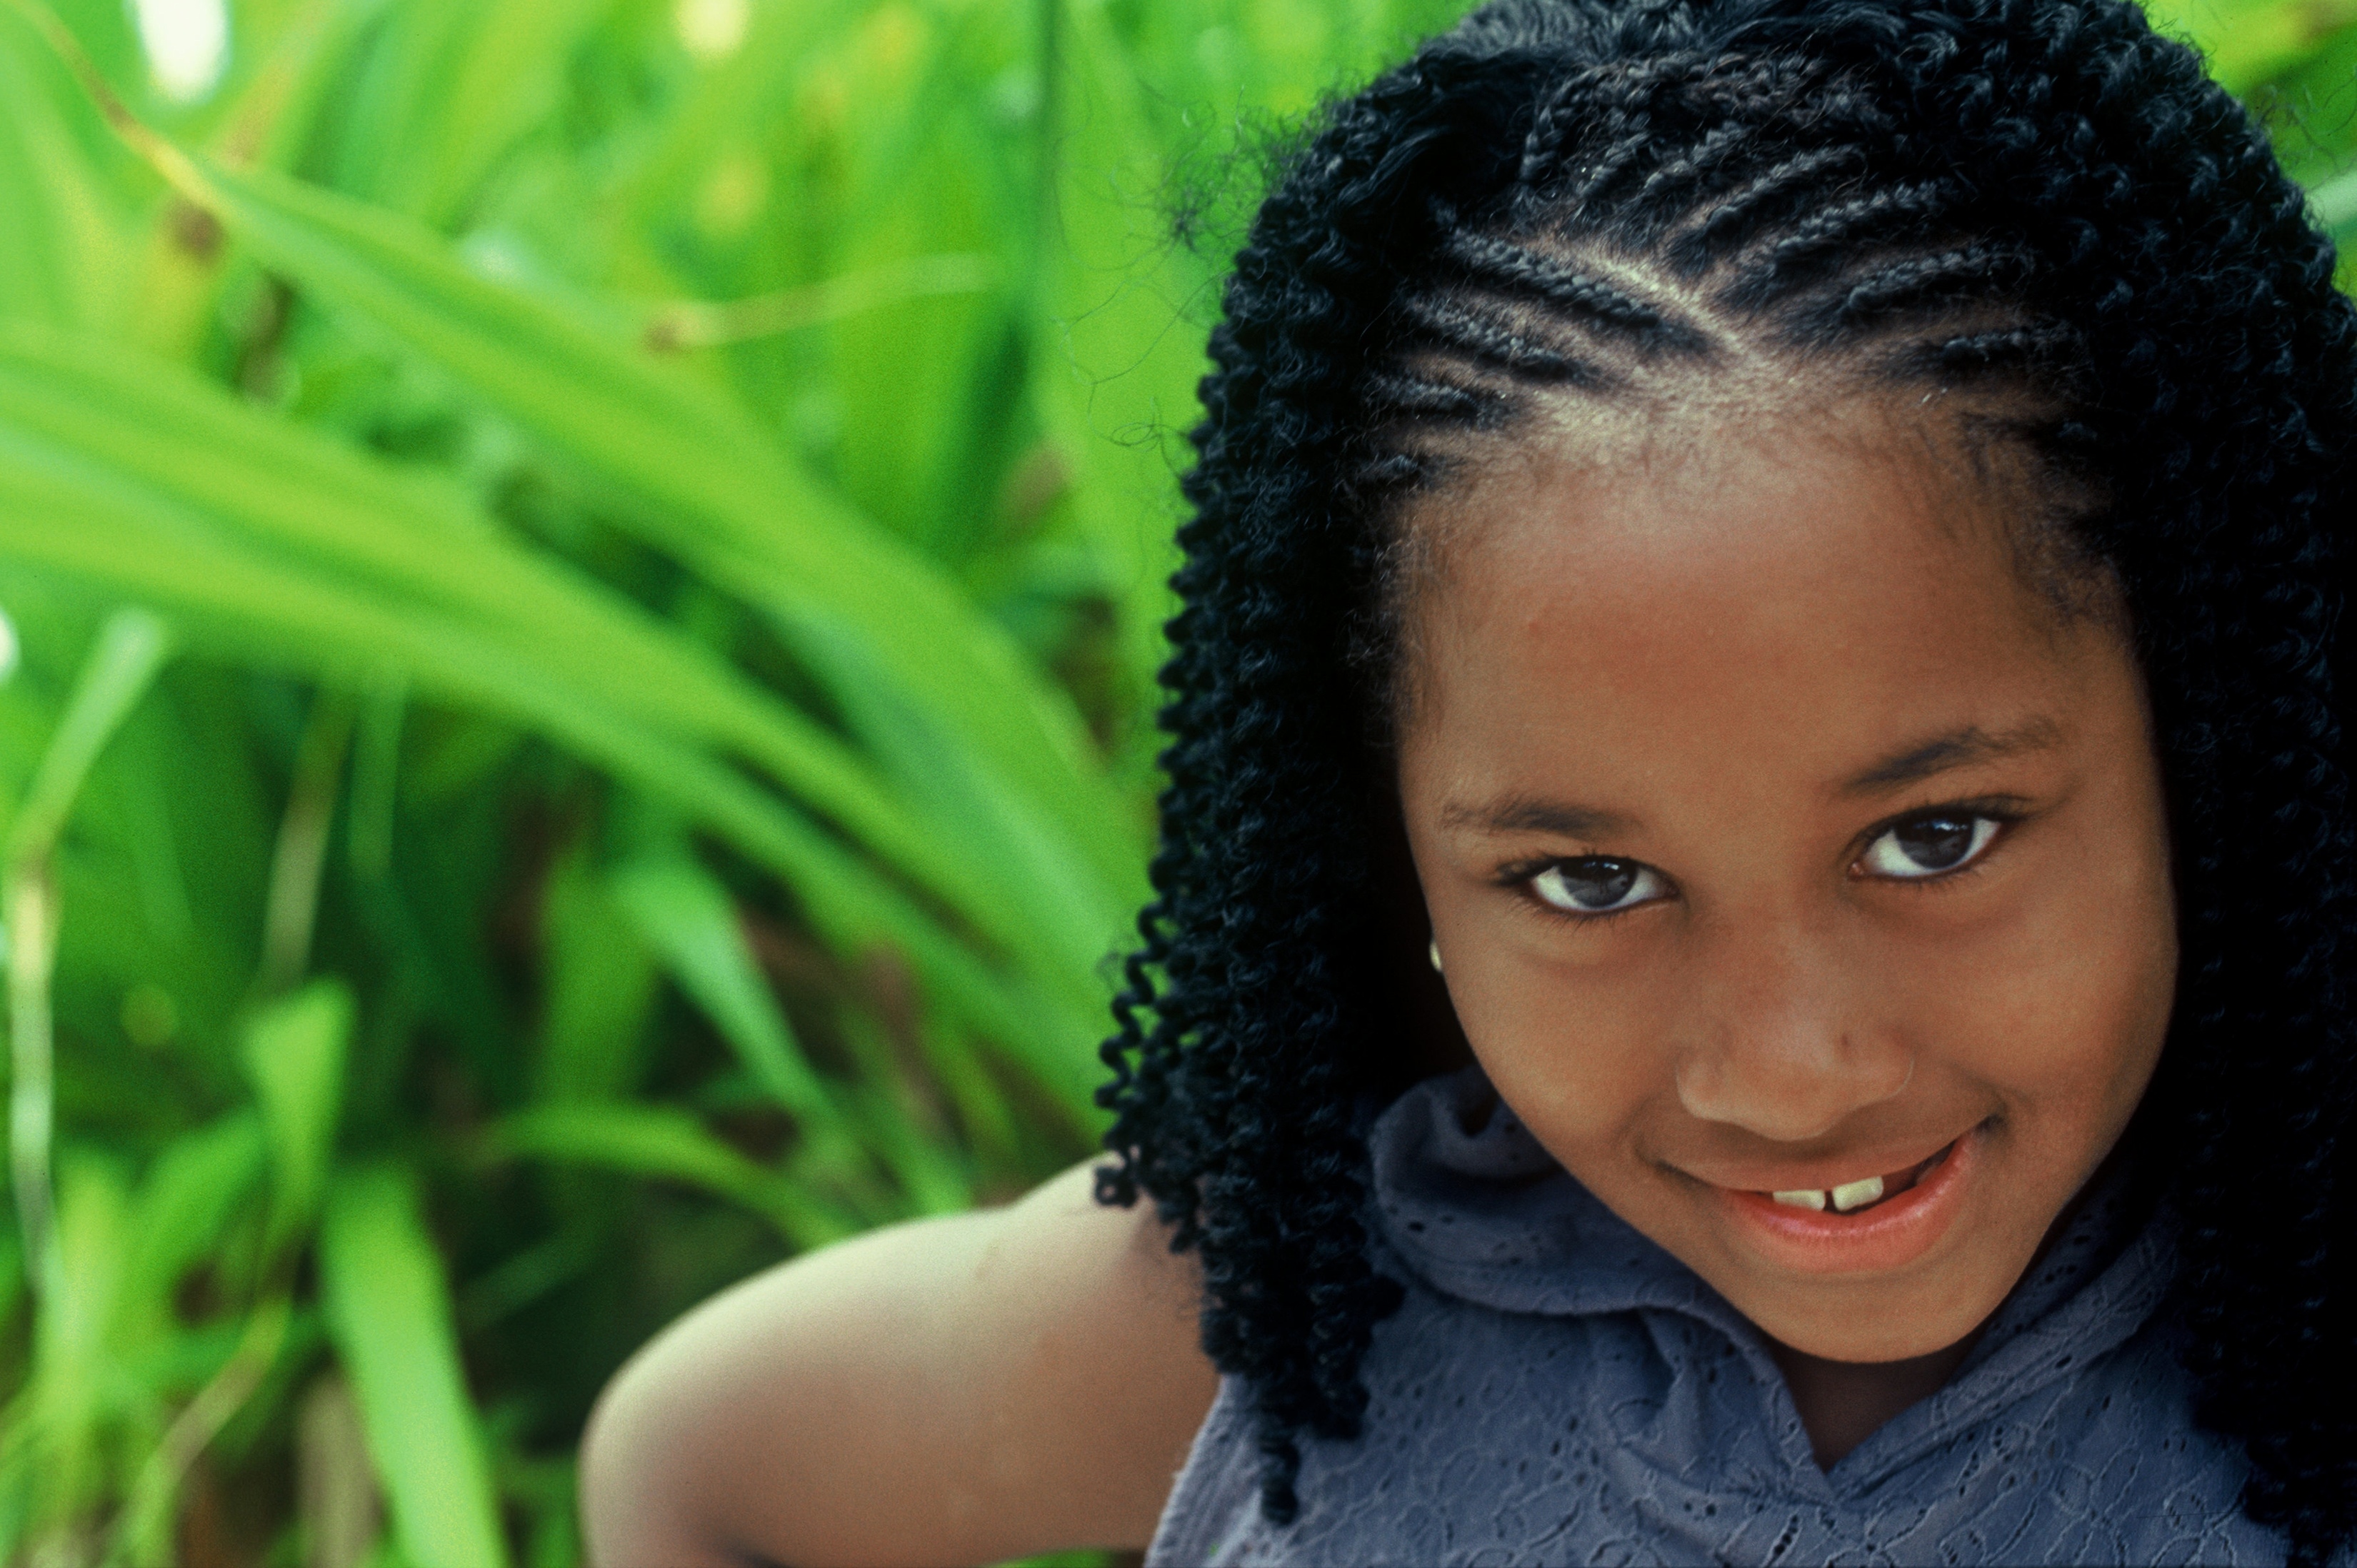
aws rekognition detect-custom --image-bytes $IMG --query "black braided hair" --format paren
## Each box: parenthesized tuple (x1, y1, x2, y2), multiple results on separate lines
(1094, 0, 2357, 1554)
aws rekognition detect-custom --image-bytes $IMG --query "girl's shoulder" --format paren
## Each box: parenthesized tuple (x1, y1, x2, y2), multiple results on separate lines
(584, 1158, 1217, 1565)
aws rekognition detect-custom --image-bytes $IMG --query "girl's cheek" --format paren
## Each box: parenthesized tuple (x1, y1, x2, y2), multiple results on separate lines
(1450, 952, 1671, 1136)
(1916, 834, 2171, 1105)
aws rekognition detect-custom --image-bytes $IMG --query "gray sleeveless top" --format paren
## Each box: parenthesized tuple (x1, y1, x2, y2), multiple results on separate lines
(1149, 1066, 2286, 1566)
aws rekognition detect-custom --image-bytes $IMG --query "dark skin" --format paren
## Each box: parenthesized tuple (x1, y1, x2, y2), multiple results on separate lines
(1768, 1152, 2126, 1465)
(1773, 1342, 1973, 1466)
(1398, 398, 2176, 1462)
(578, 395, 2179, 1563)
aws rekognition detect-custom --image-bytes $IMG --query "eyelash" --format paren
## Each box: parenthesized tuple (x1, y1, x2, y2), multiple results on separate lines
(1861, 801, 2027, 893)
(1499, 799, 2028, 923)
(1495, 855, 1659, 925)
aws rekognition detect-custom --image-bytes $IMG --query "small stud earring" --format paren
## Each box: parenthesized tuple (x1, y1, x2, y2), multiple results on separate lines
(1428, 940, 1443, 974)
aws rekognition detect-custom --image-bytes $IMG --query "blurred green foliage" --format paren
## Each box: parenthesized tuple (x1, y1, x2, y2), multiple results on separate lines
(0, 0, 2347, 1562)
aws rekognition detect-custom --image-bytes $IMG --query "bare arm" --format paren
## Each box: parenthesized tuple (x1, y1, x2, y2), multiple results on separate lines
(579, 1160, 1218, 1568)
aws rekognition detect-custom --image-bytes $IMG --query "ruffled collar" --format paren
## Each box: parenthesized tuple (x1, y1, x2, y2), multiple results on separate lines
(1365, 1065, 2178, 1486)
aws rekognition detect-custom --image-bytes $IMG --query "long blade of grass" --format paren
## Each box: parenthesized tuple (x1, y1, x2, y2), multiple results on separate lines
(486, 1101, 850, 1247)
(0, 327, 904, 836)
(6, 607, 170, 1301)
(319, 1164, 511, 1568)
(1, 1154, 132, 1555)
(0, 5, 131, 331)
(0, 516, 1101, 1106)
(4, 606, 171, 870)
(240, 980, 352, 1261)
(0, 339, 1115, 1104)
(259, 688, 353, 993)
(0, 323, 1114, 1025)
(350, 0, 625, 225)
(614, 0, 870, 248)
(5, 868, 62, 1296)
(124, 139, 1145, 910)
(11, 6, 1144, 1077)
(534, 845, 663, 1104)
(611, 851, 832, 1124)
(112, 1111, 266, 1342)
(105, 1293, 291, 1568)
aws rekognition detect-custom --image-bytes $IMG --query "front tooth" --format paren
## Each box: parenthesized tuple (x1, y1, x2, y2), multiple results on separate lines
(1830, 1175, 1886, 1212)
(1771, 1188, 1828, 1211)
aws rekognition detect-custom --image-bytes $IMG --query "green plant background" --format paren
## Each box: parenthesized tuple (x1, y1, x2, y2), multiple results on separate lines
(0, 0, 2346, 1563)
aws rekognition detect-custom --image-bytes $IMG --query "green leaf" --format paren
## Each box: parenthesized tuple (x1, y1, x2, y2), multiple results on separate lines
(1036, 0, 1206, 757)
(2311, 165, 2357, 236)
(0, 321, 1117, 1070)
(240, 980, 352, 1258)
(534, 846, 662, 1104)
(0, 486, 1096, 1092)
(4, 605, 171, 868)
(489, 1101, 770, 1201)
(2141, 0, 2357, 94)
(0, 5, 132, 331)
(0, 1152, 132, 1551)
(614, 0, 864, 233)
(0, 323, 929, 859)
(319, 1165, 510, 1568)
(487, 1100, 849, 1247)
(0, 478, 1092, 1091)
(611, 850, 832, 1123)
(0, 1224, 20, 1335)
(114, 1111, 267, 1342)
(326, 0, 624, 225)
(136, 148, 1147, 920)
(6, 605, 171, 1329)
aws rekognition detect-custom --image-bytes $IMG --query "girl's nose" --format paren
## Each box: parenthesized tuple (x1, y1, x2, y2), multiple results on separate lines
(1670, 923, 1913, 1142)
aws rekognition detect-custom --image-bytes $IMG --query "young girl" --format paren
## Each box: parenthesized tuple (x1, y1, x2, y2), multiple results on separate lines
(579, 0, 2357, 1562)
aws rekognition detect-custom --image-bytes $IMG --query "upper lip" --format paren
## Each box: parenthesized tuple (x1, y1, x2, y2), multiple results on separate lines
(1668, 1129, 1970, 1194)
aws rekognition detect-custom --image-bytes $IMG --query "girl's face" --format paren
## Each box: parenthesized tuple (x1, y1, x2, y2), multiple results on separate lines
(1396, 411, 2177, 1364)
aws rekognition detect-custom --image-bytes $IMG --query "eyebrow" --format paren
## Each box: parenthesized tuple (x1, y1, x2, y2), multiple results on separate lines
(1438, 718, 2064, 839)
(1839, 717, 2064, 796)
(1440, 796, 1632, 839)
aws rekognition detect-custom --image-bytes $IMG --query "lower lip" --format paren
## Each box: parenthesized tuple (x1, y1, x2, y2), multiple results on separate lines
(1714, 1127, 1983, 1276)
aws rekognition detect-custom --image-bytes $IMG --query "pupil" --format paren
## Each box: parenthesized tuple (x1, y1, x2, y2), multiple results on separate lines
(1566, 860, 1638, 908)
(1896, 817, 1973, 870)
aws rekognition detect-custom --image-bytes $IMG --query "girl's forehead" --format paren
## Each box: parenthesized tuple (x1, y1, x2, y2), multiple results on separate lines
(1409, 399, 2053, 625)
(1397, 411, 2113, 760)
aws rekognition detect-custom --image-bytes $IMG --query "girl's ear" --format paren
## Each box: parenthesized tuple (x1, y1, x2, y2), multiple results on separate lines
(1365, 776, 1475, 1092)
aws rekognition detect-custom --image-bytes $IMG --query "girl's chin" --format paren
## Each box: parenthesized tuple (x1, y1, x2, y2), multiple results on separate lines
(1734, 1270, 2001, 1365)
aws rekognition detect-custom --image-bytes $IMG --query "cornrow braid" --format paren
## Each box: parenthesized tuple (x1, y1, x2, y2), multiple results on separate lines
(1439, 230, 1686, 338)
(1633, 117, 1764, 205)
(1361, 368, 1499, 424)
(1396, 293, 1601, 383)
(1663, 143, 1866, 267)
(1924, 322, 2084, 376)
(1097, 0, 2357, 1554)
(1542, 55, 1730, 206)
(1808, 241, 2038, 331)
(1723, 179, 1959, 301)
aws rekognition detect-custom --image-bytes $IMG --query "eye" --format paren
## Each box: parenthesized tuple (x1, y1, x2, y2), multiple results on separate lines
(1529, 858, 1669, 915)
(1858, 813, 2002, 880)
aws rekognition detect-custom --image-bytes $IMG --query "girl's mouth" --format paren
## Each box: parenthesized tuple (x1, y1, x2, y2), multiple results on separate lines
(1762, 1141, 1957, 1215)
(1712, 1127, 1985, 1275)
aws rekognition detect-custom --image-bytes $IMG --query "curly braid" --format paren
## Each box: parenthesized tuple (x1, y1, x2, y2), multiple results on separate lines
(1094, 0, 2357, 1553)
